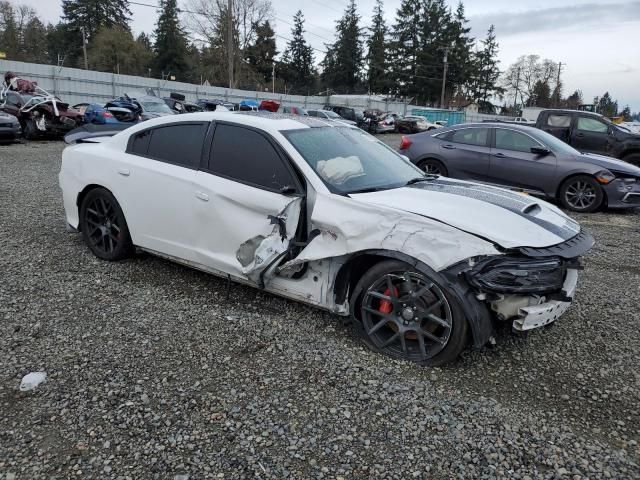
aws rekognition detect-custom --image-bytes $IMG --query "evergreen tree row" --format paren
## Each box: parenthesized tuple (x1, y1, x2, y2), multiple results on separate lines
(3, 0, 629, 116)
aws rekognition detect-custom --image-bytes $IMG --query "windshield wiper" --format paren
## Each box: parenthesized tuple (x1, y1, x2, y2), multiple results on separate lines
(405, 175, 438, 186)
(345, 185, 393, 194)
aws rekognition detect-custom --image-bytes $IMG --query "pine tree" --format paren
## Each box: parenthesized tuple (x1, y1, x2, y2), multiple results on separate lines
(245, 21, 277, 87)
(0, 2, 21, 60)
(21, 17, 49, 63)
(471, 25, 502, 104)
(281, 11, 315, 92)
(321, 0, 363, 93)
(445, 2, 475, 104)
(415, 0, 450, 105)
(387, 0, 420, 97)
(61, 0, 130, 39)
(366, 0, 388, 94)
(153, 0, 190, 80)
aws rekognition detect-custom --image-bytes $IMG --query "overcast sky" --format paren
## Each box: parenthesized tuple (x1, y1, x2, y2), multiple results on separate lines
(9, 0, 640, 111)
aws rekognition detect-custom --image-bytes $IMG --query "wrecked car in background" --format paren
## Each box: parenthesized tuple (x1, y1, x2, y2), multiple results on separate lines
(163, 92, 204, 114)
(1, 72, 82, 139)
(59, 112, 594, 366)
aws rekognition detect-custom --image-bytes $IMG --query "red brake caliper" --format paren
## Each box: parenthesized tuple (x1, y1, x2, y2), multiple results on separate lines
(378, 287, 398, 314)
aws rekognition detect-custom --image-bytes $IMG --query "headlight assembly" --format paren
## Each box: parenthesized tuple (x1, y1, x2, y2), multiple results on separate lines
(466, 256, 565, 294)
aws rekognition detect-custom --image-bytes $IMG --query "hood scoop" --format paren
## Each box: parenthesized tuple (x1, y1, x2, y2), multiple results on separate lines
(521, 202, 542, 215)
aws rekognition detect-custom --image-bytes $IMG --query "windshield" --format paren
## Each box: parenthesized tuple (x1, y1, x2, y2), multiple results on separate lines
(532, 129, 581, 155)
(140, 100, 173, 113)
(284, 126, 423, 194)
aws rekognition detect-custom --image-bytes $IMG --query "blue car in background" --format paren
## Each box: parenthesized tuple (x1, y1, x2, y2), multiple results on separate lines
(74, 101, 141, 125)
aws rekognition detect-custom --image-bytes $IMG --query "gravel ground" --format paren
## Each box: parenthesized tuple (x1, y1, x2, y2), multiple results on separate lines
(1, 140, 639, 480)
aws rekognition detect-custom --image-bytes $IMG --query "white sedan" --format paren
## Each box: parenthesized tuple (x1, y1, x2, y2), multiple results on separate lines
(59, 112, 593, 365)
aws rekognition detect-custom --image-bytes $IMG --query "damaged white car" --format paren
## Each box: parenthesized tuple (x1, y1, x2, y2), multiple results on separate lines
(59, 112, 594, 366)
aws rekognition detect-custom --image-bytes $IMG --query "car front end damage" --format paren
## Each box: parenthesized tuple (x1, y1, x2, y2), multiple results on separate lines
(445, 230, 594, 333)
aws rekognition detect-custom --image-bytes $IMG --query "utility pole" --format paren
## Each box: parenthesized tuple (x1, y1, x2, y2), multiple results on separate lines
(440, 47, 449, 109)
(555, 61, 563, 107)
(80, 27, 88, 70)
(271, 62, 275, 94)
(513, 66, 521, 112)
(227, 0, 234, 89)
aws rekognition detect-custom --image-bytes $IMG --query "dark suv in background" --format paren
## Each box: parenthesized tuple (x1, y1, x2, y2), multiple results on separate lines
(534, 109, 640, 166)
(400, 123, 640, 212)
(323, 105, 365, 126)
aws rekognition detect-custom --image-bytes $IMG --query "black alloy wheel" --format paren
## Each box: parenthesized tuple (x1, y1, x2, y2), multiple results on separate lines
(559, 175, 603, 212)
(353, 261, 468, 366)
(418, 158, 448, 176)
(80, 188, 132, 261)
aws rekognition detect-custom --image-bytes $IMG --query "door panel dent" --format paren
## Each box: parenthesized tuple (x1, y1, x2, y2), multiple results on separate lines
(236, 197, 302, 282)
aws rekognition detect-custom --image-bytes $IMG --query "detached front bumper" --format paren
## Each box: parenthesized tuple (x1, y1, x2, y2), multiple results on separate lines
(512, 269, 578, 331)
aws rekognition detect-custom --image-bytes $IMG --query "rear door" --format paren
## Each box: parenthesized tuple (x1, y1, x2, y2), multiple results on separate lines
(539, 112, 572, 143)
(488, 127, 557, 192)
(192, 122, 304, 281)
(570, 115, 611, 154)
(437, 127, 491, 180)
(118, 121, 209, 261)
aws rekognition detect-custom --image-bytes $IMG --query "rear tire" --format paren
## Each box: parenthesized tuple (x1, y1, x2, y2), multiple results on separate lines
(622, 153, 640, 167)
(351, 260, 469, 366)
(79, 188, 133, 261)
(418, 158, 448, 176)
(558, 175, 604, 213)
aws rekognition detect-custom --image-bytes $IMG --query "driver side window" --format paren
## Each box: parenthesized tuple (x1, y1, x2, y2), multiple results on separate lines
(577, 117, 608, 133)
(494, 129, 542, 153)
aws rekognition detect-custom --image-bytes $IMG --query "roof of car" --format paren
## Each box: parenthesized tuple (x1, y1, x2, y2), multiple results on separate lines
(112, 111, 351, 138)
(440, 122, 540, 132)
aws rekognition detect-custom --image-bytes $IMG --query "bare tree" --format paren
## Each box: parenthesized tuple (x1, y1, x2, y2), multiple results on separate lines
(502, 54, 558, 107)
(185, 0, 272, 51)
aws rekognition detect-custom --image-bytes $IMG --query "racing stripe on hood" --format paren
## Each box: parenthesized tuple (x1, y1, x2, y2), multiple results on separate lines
(407, 179, 580, 240)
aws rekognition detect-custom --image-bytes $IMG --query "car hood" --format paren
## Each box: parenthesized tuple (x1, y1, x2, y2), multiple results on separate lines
(350, 178, 581, 249)
(575, 152, 640, 175)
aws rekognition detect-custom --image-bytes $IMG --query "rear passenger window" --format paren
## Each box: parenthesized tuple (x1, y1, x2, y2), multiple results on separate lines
(146, 123, 208, 168)
(448, 128, 488, 146)
(129, 129, 151, 155)
(208, 124, 296, 191)
(547, 115, 571, 127)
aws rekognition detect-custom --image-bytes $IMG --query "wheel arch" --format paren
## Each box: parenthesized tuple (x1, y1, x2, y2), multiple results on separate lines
(76, 184, 125, 231)
(555, 172, 609, 206)
(621, 149, 640, 165)
(333, 249, 493, 349)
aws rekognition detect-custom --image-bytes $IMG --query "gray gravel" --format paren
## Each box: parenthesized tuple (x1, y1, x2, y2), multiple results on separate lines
(1, 140, 639, 479)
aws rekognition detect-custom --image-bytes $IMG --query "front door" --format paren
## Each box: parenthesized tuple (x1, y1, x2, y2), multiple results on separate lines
(192, 122, 304, 282)
(488, 128, 557, 193)
(570, 115, 611, 154)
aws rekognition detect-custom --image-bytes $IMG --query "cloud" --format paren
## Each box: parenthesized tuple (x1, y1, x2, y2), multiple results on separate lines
(470, 2, 640, 37)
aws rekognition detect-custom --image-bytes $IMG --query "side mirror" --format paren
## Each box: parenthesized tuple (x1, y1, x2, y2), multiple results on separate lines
(279, 185, 298, 195)
(530, 146, 551, 156)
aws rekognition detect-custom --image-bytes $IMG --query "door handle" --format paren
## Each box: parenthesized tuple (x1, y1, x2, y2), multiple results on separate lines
(442, 144, 456, 149)
(117, 168, 130, 176)
(195, 191, 209, 202)
(576, 133, 585, 138)
(492, 153, 506, 158)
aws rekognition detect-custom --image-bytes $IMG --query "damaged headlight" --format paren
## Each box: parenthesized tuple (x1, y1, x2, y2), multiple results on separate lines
(466, 257, 565, 294)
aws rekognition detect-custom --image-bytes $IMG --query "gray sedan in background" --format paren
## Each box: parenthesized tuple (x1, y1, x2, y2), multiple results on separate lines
(400, 123, 640, 212)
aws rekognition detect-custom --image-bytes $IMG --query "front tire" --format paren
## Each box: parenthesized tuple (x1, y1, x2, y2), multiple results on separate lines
(558, 175, 604, 212)
(351, 260, 469, 366)
(79, 188, 133, 261)
(23, 119, 38, 140)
